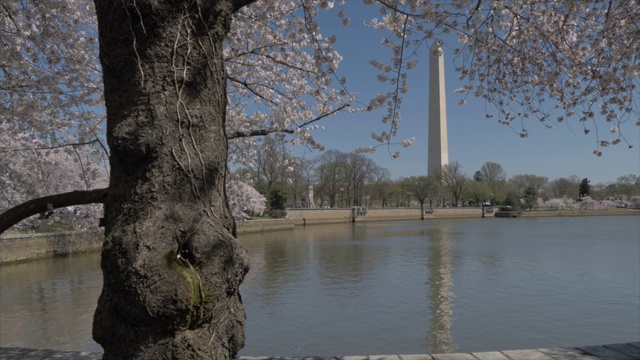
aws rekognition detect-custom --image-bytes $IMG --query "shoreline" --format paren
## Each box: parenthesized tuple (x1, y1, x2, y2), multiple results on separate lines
(1, 208, 637, 264)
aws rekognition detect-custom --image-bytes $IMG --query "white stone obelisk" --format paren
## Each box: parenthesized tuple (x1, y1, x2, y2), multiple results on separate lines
(307, 185, 315, 208)
(428, 40, 449, 177)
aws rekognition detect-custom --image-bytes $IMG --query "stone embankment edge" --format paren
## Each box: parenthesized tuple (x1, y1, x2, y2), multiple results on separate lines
(236, 219, 295, 234)
(286, 207, 638, 226)
(0, 230, 102, 263)
(1, 342, 639, 359)
(1, 208, 636, 264)
(0, 219, 296, 264)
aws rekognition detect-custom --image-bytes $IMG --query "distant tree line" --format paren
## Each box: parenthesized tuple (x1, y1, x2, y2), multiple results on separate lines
(233, 137, 640, 213)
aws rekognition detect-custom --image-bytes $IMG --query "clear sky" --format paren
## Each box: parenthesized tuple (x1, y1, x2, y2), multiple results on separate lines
(291, 4, 640, 185)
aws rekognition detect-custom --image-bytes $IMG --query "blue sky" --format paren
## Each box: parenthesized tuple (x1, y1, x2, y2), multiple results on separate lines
(291, 4, 639, 185)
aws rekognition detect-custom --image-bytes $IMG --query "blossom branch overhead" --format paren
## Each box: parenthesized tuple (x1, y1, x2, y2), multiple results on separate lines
(2, 0, 638, 188)
(364, 0, 639, 155)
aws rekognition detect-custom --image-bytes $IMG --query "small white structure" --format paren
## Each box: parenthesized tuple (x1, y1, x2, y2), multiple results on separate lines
(307, 185, 315, 208)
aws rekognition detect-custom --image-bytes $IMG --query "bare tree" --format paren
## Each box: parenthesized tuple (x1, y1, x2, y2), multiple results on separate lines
(545, 176, 580, 199)
(509, 174, 549, 195)
(313, 150, 348, 207)
(404, 176, 439, 219)
(436, 162, 469, 207)
(479, 162, 507, 204)
(343, 152, 383, 207)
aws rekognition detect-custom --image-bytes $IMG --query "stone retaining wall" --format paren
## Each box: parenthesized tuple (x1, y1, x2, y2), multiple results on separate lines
(286, 207, 482, 225)
(0, 231, 103, 263)
(0, 220, 295, 263)
(286, 207, 638, 225)
(236, 219, 295, 234)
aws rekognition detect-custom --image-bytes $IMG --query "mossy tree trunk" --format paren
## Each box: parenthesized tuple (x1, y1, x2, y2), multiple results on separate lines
(92, 1, 255, 358)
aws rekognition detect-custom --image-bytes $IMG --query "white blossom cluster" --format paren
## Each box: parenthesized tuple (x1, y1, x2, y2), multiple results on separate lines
(538, 195, 640, 210)
(0, 125, 108, 208)
(225, 0, 357, 166)
(1, 0, 104, 151)
(0, 124, 108, 229)
(226, 179, 267, 220)
(1, 1, 359, 174)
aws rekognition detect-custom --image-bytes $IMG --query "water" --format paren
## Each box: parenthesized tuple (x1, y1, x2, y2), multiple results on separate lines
(1, 216, 638, 357)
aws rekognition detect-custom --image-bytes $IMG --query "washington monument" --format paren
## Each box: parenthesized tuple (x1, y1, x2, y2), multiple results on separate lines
(427, 40, 449, 176)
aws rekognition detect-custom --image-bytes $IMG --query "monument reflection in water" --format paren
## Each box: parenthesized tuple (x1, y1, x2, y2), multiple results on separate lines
(0, 216, 639, 357)
(425, 226, 455, 353)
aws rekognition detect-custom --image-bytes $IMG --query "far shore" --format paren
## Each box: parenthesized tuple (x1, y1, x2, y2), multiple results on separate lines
(284, 206, 638, 226)
(1, 207, 637, 264)
(518, 208, 638, 217)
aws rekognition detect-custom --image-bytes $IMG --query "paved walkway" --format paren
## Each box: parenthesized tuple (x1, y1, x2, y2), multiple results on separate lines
(0, 343, 638, 359)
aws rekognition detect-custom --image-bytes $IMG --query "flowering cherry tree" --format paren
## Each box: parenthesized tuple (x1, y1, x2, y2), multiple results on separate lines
(226, 179, 267, 219)
(224, 1, 355, 164)
(1, 0, 355, 172)
(0, 0, 106, 160)
(0, 126, 108, 233)
(0, 129, 106, 202)
(1, 0, 639, 358)
(540, 198, 566, 210)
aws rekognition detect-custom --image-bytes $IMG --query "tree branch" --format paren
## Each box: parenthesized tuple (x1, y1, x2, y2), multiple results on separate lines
(0, 188, 108, 235)
(227, 104, 349, 139)
(228, 128, 294, 139)
(226, 74, 289, 105)
(0, 139, 102, 152)
(232, 0, 258, 13)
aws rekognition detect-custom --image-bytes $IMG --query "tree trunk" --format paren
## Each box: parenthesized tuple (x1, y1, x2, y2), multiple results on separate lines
(92, 1, 251, 358)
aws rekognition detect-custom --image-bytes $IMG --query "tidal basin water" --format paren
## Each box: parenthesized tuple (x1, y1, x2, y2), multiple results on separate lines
(0, 216, 638, 357)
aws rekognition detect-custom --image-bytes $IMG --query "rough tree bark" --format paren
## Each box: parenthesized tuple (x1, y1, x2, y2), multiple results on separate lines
(92, 1, 255, 358)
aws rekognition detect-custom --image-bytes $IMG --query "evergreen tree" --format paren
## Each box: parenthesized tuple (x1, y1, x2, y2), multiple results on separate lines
(523, 186, 538, 211)
(579, 178, 591, 198)
(268, 188, 288, 211)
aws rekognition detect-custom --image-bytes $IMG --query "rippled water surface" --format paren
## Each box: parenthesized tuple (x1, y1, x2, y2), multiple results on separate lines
(1, 216, 638, 357)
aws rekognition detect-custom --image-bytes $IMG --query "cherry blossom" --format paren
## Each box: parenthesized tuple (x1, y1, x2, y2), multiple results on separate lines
(0, 125, 108, 208)
(0, 124, 108, 230)
(226, 179, 267, 220)
(1, 0, 104, 151)
(362, 0, 640, 154)
(1, 0, 359, 174)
